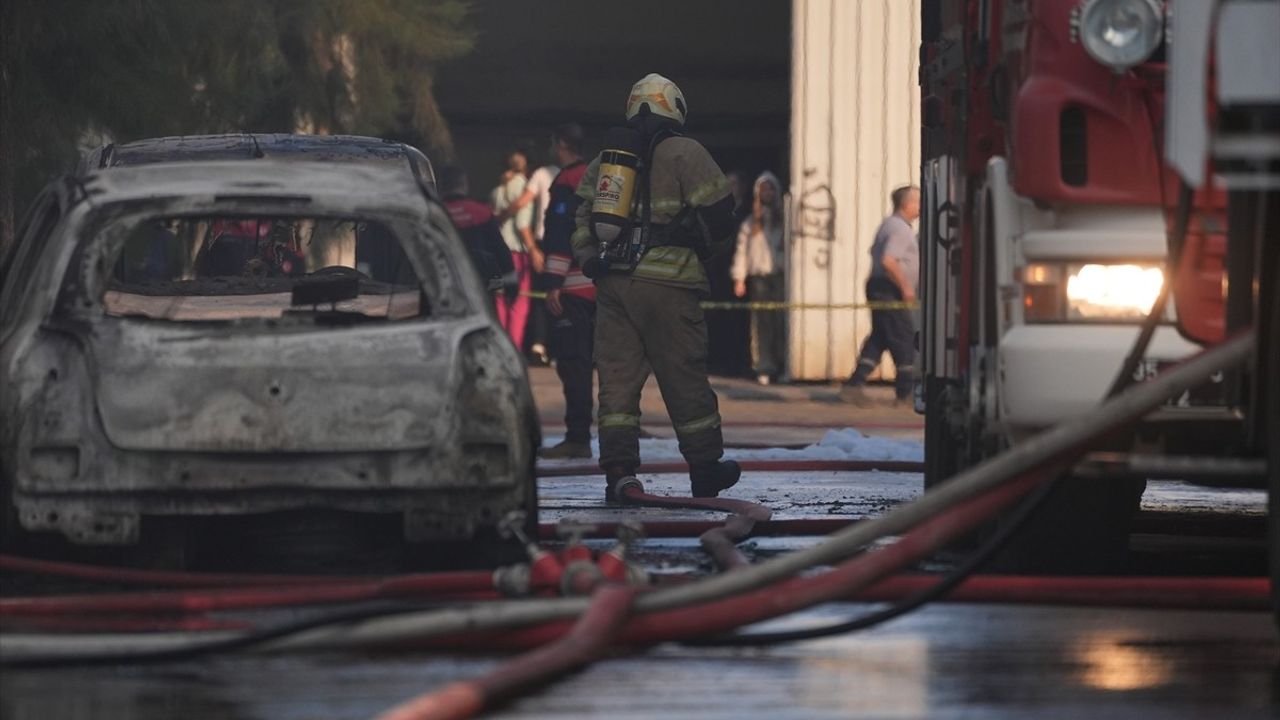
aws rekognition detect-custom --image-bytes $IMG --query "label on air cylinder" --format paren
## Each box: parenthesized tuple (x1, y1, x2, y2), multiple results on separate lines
(595, 149, 638, 219)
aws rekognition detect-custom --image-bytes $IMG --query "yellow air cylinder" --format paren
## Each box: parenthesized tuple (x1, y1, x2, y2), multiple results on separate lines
(591, 127, 643, 244)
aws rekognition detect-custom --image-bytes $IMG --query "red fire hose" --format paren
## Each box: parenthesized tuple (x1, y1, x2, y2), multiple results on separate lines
(0, 572, 501, 617)
(3, 615, 249, 634)
(540, 418, 922, 431)
(855, 574, 1271, 612)
(698, 515, 757, 570)
(0, 331, 1260, 695)
(537, 458, 924, 478)
(536, 517, 856, 540)
(375, 585, 637, 720)
(613, 478, 772, 571)
(364, 475, 1032, 720)
(612, 475, 1037, 646)
(0, 553, 367, 588)
(390, 473, 1044, 653)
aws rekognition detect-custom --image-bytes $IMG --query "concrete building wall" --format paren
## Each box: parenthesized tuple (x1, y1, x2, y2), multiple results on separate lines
(788, 0, 921, 380)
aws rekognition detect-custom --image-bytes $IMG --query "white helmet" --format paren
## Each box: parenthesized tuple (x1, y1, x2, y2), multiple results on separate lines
(625, 73, 687, 125)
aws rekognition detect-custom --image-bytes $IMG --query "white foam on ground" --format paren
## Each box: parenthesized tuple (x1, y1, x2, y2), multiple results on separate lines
(540, 427, 923, 464)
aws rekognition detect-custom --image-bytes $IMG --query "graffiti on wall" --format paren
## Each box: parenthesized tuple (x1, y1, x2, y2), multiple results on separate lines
(796, 167, 836, 268)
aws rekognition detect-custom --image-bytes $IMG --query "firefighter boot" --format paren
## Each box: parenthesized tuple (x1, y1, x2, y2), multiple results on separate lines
(689, 460, 742, 498)
(838, 384, 875, 407)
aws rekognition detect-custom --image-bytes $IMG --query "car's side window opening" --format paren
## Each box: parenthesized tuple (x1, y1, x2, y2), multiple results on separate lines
(102, 215, 429, 323)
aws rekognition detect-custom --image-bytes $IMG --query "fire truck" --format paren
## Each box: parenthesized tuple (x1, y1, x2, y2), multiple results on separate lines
(918, 0, 1278, 571)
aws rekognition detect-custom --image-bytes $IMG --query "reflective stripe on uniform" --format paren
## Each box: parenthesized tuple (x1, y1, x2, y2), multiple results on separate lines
(674, 412, 722, 436)
(648, 198, 685, 221)
(545, 255, 572, 275)
(599, 413, 641, 429)
(636, 246, 702, 282)
(686, 176, 730, 208)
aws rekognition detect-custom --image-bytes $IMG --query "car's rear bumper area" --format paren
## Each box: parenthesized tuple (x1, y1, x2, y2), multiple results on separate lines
(11, 446, 528, 545)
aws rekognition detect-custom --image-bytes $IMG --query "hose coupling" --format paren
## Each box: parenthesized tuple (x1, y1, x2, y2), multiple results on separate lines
(556, 520, 598, 565)
(614, 476, 645, 501)
(560, 560, 606, 596)
(598, 519, 646, 583)
(492, 564, 532, 597)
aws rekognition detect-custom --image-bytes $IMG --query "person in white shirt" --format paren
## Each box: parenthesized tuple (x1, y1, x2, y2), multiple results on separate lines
(731, 171, 786, 385)
(498, 127, 583, 363)
(490, 149, 541, 350)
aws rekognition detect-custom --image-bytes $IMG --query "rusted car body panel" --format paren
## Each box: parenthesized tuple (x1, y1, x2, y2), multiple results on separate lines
(0, 161, 536, 547)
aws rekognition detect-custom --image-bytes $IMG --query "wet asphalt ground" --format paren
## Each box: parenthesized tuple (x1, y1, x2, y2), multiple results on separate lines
(3, 372, 1277, 718)
(4, 600, 1275, 720)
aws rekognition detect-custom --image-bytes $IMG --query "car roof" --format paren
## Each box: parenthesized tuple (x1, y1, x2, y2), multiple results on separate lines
(77, 160, 431, 214)
(80, 133, 436, 192)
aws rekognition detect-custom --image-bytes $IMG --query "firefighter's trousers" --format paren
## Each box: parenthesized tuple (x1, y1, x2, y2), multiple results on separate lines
(595, 274, 724, 473)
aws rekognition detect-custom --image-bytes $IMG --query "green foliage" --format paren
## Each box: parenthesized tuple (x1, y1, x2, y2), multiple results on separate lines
(0, 0, 474, 239)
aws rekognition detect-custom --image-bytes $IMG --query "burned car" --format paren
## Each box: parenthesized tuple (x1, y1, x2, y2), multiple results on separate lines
(79, 133, 438, 195)
(0, 161, 537, 560)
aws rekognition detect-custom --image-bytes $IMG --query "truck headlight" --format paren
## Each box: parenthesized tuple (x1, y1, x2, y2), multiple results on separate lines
(1077, 0, 1164, 71)
(1022, 262, 1164, 321)
(1066, 263, 1164, 319)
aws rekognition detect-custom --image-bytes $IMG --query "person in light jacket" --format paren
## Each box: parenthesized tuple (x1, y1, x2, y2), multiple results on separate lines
(731, 171, 786, 385)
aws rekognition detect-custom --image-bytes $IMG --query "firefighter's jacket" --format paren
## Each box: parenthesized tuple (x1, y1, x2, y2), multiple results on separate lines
(571, 135, 732, 294)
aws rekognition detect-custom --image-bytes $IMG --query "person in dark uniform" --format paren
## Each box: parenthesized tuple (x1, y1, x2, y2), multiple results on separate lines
(840, 185, 920, 406)
(538, 123, 596, 460)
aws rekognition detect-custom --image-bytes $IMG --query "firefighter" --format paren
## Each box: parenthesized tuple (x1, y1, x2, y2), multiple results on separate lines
(571, 73, 742, 500)
(439, 165, 515, 294)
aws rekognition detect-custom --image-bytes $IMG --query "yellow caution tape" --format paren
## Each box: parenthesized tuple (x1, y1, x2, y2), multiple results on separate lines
(517, 290, 916, 311)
